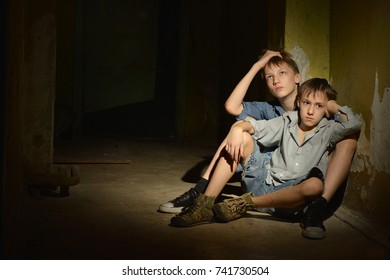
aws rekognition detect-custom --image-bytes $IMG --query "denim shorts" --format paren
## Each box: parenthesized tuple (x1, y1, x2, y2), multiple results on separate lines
(240, 140, 274, 197)
(240, 139, 323, 217)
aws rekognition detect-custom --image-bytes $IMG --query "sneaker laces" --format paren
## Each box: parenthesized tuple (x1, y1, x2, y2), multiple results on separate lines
(223, 197, 248, 214)
(178, 195, 213, 217)
(303, 203, 325, 228)
(171, 188, 198, 205)
(179, 203, 197, 216)
(178, 195, 205, 216)
(304, 210, 321, 227)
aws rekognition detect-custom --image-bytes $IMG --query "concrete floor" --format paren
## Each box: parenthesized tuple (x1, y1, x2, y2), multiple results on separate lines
(17, 137, 390, 260)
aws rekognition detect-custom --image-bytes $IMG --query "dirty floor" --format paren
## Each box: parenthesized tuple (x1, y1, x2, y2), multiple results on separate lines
(15, 137, 390, 260)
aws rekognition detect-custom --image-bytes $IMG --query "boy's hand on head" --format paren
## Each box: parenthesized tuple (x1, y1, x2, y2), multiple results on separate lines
(325, 100, 341, 117)
(253, 50, 282, 71)
(258, 50, 282, 62)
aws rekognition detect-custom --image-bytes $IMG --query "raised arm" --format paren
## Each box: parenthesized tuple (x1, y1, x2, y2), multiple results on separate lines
(326, 100, 344, 119)
(326, 100, 362, 143)
(224, 50, 282, 116)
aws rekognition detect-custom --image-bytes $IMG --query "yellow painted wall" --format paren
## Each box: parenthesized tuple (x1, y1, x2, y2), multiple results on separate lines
(330, 0, 390, 229)
(285, 0, 390, 232)
(284, 0, 330, 82)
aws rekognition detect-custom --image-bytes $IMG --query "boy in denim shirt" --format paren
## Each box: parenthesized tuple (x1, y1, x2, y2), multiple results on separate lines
(171, 78, 362, 240)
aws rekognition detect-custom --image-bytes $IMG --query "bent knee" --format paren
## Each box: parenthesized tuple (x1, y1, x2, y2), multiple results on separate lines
(242, 131, 253, 143)
(335, 136, 358, 154)
(302, 178, 324, 197)
(241, 132, 255, 157)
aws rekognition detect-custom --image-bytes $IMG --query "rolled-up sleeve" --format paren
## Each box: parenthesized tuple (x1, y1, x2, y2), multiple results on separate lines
(237, 102, 268, 120)
(237, 101, 283, 121)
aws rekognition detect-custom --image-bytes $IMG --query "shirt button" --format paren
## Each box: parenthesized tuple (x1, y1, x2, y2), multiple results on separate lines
(295, 162, 299, 166)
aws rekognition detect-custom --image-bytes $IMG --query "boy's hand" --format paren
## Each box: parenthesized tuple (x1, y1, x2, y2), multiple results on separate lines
(325, 100, 341, 118)
(225, 125, 245, 163)
(253, 50, 282, 70)
(258, 50, 282, 62)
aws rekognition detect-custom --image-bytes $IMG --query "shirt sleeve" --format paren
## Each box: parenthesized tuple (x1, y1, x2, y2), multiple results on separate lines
(237, 101, 286, 121)
(328, 106, 363, 145)
(245, 115, 285, 147)
(236, 102, 268, 120)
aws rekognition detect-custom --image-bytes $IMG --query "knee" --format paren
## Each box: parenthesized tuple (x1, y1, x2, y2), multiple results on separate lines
(242, 131, 253, 144)
(335, 135, 358, 155)
(301, 178, 324, 198)
(241, 132, 254, 158)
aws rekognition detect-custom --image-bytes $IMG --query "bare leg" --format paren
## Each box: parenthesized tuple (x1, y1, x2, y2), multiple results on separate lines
(201, 137, 228, 180)
(323, 134, 358, 201)
(299, 134, 358, 239)
(170, 132, 254, 227)
(159, 137, 229, 213)
(204, 132, 254, 197)
(251, 177, 323, 209)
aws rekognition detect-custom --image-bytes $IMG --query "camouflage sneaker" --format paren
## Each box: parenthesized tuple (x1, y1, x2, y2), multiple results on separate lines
(170, 194, 215, 227)
(213, 193, 254, 223)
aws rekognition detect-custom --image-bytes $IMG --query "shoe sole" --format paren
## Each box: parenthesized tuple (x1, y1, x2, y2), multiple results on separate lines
(158, 205, 183, 214)
(301, 227, 327, 239)
(170, 217, 214, 227)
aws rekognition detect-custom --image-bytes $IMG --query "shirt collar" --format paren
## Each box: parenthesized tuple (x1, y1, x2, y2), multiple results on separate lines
(286, 111, 329, 132)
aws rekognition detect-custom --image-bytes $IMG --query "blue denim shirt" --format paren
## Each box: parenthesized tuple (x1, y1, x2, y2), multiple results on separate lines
(236, 101, 285, 121)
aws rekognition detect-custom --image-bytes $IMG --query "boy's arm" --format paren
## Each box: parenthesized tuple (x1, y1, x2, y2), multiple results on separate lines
(246, 115, 286, 146)
(225, 50, 281, 116)
(327, 100, 362, 143)
(226, 115, 286, 162)
(326, 100, 346, 120)
(225, 120, 255, 162)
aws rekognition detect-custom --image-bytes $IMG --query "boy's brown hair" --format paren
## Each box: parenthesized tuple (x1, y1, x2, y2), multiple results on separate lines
(298, 78, 338, 101)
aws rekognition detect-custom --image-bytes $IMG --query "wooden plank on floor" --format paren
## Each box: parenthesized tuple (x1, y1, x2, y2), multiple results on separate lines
(54, 159, 132, 164)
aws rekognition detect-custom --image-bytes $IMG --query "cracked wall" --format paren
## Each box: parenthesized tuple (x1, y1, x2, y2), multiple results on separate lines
(285, 0, 390, 229)
(329, 0, 390, 229)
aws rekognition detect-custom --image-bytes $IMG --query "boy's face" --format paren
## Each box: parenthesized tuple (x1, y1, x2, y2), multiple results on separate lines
(264, 62, 301, 101)
(297, 90, 328, 131)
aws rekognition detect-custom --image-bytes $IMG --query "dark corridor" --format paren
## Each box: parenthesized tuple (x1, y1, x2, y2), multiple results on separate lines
(55, 0, 270, 141)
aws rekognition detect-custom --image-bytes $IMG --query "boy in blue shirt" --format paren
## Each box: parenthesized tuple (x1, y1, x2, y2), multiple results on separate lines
(161, 50, 360, 239)
(171, 78, 362, 238)
(160, 51, 298, 213)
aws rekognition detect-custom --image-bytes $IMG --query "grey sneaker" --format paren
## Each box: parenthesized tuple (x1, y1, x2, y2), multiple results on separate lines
(170, 194, 215, 227)
(159, 188, 199, 214)
(213, 193, 255, 223)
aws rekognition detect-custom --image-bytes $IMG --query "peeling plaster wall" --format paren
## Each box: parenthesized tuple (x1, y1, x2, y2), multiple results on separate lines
(284, 0, 330, 81)
(289, 45, 310, 83)
(330, 0, 390, 229)
(370, 78, 390, 173)
(352, 74, 390, 174)
(285, 0, 390, 230)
